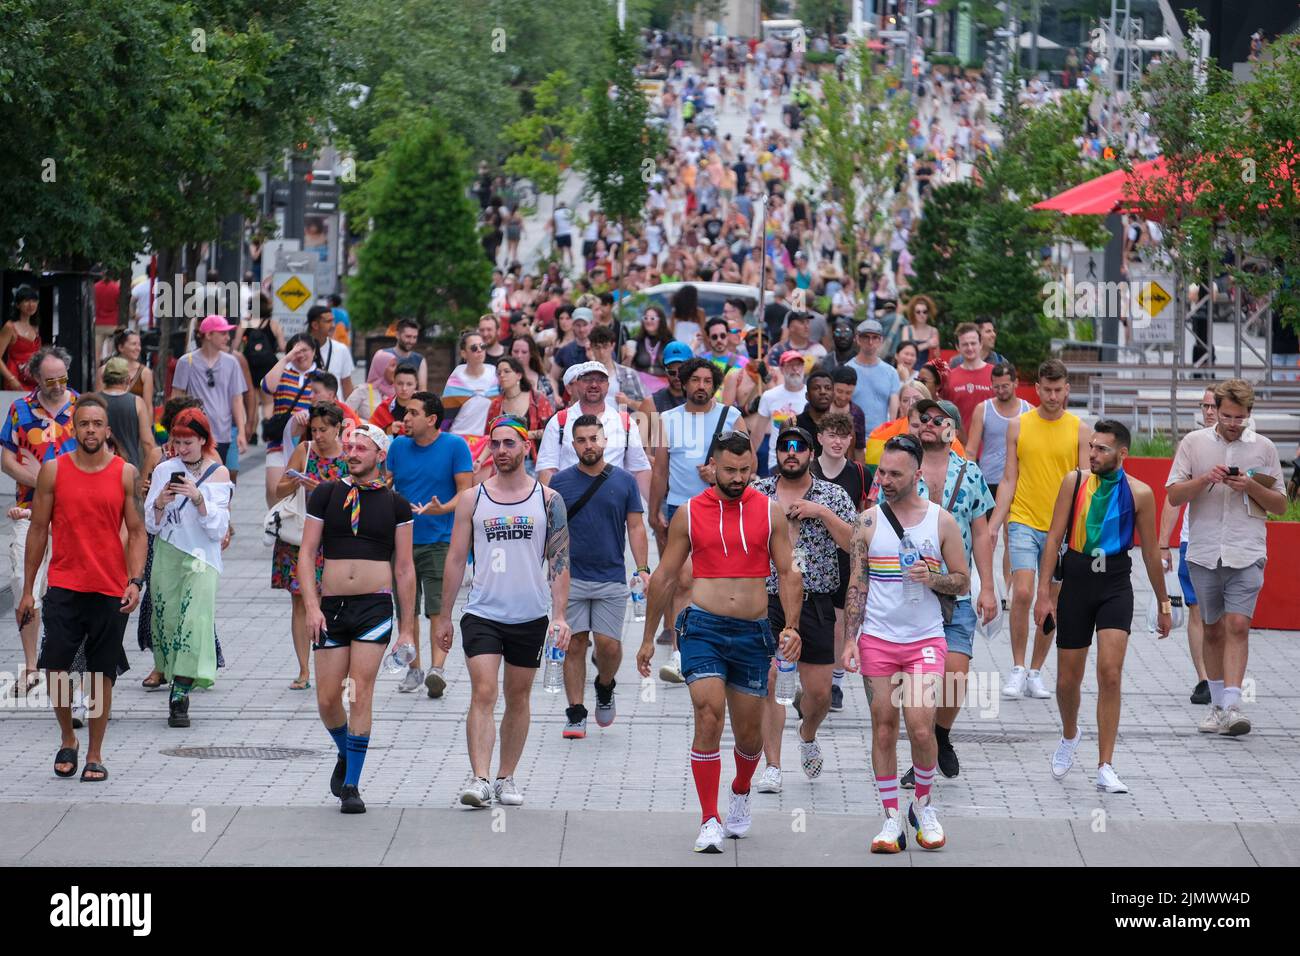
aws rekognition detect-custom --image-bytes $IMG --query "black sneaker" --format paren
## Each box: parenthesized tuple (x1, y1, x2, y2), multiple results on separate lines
(167, 696, 191, 728)
(1190, 680, 1211, 705)
(330, 755, 346, 797)
(937, 740, 960, 778)
(339, 785, 366, 814)
(830, 685, 844, 713)
(900, 766, 916, 789)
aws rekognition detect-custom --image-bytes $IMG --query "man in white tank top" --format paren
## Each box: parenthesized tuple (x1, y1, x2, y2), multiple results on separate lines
(841, 435, 970, 855)
(436, 416, 571, 810)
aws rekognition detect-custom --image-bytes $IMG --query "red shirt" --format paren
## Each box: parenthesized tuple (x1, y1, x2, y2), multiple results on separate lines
(945, 363, 995, 431)
(535, 299, 559, 330)
(93, 279, 120, 327)
(370, 398, 407, 434)
(49, 455, 127, 596)
(687, 486, 772, 580)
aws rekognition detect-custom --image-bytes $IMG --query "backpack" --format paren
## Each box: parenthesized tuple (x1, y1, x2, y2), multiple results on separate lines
(557, 408, 630, 447)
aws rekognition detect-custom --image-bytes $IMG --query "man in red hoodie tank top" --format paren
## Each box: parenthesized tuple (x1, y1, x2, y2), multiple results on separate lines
(637, 432, 804, 854)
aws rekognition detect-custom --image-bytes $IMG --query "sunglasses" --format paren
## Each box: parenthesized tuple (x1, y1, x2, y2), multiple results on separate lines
(727, 327, 744, 335)
(781, 439, 809, 453)
(1200, 402, 1216, 410)
(917, 412, 949, 426)
(205, 367, 216, 388)
(709, 332, 729, 341)
(43, 375, 69, 388)
(466, 344, 485, 353)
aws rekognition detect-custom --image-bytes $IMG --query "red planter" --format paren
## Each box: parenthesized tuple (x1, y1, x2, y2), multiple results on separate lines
(1255, 522, 1300, 631)
(1123, 456, 1179, 547)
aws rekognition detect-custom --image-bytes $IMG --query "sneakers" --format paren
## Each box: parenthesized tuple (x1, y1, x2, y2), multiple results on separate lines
(460, 777, 493, 808)
(659, 650, 685, 684)
(1051, 731, 1081, 780)
(339, 784, 366, 814)
(71, 692, 88, 730)
(1025, 670, 1053, 699)
(937, 739, 960, 778)
(330, 755, 346, 798)
(594, 680, 616, 728)
(1096, 763, 1129, 793)
(798, 735, 823, 779)
(1190, 679, 1211, 705)
(424, 668, 447, 699)
(1198, 705, 1227, 734)
(830, 685, 844, 712)
(167, 695, 191, 729)
(493, 776, 524, 806)
(870, 808, 907, 853)
(397, 666, 424, 694)
(755, 764, 782, 793)
(563, 717, 587, 739)
(723, 789, 752, 838)
(900, 766, 916, 790)
(1001, 666, 1028, 699)
(694, 817, 725, 853)
(907, 796, 946, 849)
(1219, 706, 1251, 737)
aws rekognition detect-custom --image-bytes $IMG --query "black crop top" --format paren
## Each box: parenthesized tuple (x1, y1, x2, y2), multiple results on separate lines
(306, 481, 413, 561)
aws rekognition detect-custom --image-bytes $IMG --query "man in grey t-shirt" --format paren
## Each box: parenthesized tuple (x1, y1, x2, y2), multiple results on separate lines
(844, 319, 901, 433)
(170, 315, 249, 461)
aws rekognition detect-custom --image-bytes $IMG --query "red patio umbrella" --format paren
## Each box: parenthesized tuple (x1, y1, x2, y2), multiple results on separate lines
(1032, 158, 1169, 216)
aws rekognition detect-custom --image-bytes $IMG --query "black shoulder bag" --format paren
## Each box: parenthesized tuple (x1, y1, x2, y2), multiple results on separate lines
(1053, 470, 1084, 582)
(564, 465, 613, 521)
(262, 376, 311, 445)
(878, 499, 955, 625)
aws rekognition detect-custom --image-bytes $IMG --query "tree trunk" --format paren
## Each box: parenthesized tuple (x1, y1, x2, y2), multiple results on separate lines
(155, 246, 177, 404)
(116, 265, 133, 332)
(618, 216, 629, 322)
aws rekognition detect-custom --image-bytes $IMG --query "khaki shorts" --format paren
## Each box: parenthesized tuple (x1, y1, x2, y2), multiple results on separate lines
(10, 517, 52, 610)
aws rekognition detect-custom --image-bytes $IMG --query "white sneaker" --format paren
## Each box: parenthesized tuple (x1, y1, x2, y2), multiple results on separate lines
(493, 775, 524, 806)
(870, 808, 907, 853)
(1051, 731, 1082, 780)
(71, 691, 88, 730)
(754, 764, 782, 793)
(908, 796, 946, 850)
(1096, 763, 1129, 793)
(459, 777, 493, 808)
(659, 650, 685, 684)
(1198, 705, 1227, 733)
(1001, 666, 1027, 699)
(1025, 670, 1053, 699)
(798, 735, 823, 779)
(723, 789, 752, 838)
(397, 666, 424, 693)
(694, 817, 725, 853)
(1219, 706, 1251, 737)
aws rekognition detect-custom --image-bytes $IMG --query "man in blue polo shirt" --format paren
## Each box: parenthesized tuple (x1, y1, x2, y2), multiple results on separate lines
(385, 391, 473, 699)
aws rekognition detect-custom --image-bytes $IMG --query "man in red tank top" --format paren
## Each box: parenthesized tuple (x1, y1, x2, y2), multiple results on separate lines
(637, 432, 804, 854)
(17, 395, 147, 783)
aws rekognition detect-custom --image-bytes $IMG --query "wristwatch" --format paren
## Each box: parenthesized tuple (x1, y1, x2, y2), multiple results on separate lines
(1159, 600, 1172, 614)
(129, 577, 145, 589)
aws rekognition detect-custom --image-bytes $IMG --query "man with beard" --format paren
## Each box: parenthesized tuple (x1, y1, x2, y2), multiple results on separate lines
(823, 317, 857, 370)
(18, 395, 147, 782)
(751, 426, 855, 793)
(437, 416, 571, 808)
(551, 416, 650, 737)
(1033, 420, 1171, 794)
(637, 433, 802, 853)
(794, 368, 835, 457)
(841, 435, 970, 853)
(299, 424, 417, 813)
(751, 350, 809, 475)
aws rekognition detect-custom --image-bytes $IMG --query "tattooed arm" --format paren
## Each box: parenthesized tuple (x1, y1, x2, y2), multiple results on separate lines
(543, 486, 572, 649)
(928, 510, 971, 596)
(840, 508, 876, 672)
(120, 462, 146, 613)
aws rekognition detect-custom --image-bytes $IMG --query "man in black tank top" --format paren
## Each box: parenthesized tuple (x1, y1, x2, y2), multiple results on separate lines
(299, 424, 416, 814)
(101, 357, 159, 472)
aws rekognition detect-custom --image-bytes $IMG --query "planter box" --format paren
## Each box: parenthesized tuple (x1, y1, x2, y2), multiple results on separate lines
(1124, 456, 1178, 547)
(1255, 521, 1300, 631)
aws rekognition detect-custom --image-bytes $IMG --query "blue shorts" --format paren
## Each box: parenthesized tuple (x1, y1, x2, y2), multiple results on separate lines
(1177, 542, 1198, 606)
(225, 426, 239, 471)
(675, 604, 775, 698)
(944, 598, 975, 659)
(1008, 522, 1049, 574)
(663, 502, 680, 526)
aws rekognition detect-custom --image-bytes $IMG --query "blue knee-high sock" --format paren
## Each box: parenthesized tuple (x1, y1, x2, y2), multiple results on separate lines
(327, 724, 348, 758)
(344, 733, 370, 788)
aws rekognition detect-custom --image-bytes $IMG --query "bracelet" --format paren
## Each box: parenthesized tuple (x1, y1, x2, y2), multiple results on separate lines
(1160, 546, 1170, 550)
(635, 566, 651, 575)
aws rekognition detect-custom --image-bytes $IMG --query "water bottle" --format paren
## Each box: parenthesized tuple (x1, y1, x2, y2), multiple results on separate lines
(630, 574, 647, 622)
(774, 650, 798, 705)
(542, 625, 565, 694)
(383, 641, 415, 675)
(899, 533, 923, 604)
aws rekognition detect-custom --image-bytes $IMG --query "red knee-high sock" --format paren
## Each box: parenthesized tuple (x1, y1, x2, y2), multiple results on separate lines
(732, 745, 762, 795)
(690, 749, 722, 822)
(914, 764, 936, 801)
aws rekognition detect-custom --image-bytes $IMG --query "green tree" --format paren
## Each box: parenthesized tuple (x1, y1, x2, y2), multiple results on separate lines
(907, 180, 984, 328)
(347, 117, 491, 332)
(797, 0, 849, 37)
(502, 69, 581, 226)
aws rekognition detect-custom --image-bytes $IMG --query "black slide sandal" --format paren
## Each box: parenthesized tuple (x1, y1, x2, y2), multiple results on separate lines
(80, 762, 108, 782)
(53, 747, 78, 778)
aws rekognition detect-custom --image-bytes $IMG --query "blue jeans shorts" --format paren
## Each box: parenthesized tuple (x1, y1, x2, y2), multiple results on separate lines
(943, 598, 976, 659)
(1177, 542, 1198, 607)
(675, 604, 775, 698)
(1008, 522, 1049, 574)
(663, 502, 680, 527)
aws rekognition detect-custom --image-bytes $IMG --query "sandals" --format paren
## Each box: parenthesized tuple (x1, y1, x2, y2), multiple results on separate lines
(289, 677, 311, 690)
(142, 672, 166, 689)
(80, 762, 108, 782)
(54, 747, 79, 778)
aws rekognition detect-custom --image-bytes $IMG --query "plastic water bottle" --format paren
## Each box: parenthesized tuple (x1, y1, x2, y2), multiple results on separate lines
(774, 650, 798, 705)
(383, 641, 415, 675)
(899, 533, 923, 604)
(542, 625, 565, 694)
(630, 574, 647, 622)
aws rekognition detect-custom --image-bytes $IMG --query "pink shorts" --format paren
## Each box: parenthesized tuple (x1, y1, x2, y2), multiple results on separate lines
(858, 634, 947, 678)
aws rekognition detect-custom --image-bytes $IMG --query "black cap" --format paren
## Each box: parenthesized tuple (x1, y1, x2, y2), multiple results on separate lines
(775, 424, 815, 447)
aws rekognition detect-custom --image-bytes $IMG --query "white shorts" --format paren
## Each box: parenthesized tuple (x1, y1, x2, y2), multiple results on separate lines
(10, 517, 52, 611)
(265, 449, 287, 468)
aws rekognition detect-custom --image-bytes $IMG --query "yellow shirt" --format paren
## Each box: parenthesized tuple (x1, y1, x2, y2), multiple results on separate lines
(1009, 410, 1081, 531)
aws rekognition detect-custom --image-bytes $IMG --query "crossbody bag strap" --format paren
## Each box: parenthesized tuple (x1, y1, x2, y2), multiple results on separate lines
(877, 499, 906, 540)
(176, 461, 223, 515)
(565, 465, 613, 522)
(944, 460, 969, 512)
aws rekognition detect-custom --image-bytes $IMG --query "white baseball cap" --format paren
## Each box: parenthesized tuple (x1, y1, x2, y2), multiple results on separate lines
(562, 361, 612, 388)
(349, 423, 391, 455)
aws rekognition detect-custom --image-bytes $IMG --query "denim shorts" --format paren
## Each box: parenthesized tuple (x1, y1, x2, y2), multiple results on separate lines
(943, 598, 976, 659)
(1008, 522, 1049, 574)
(1176, 542, 1198, 607)
(663, 502, 680, 526)
(676, 604, 775, 698)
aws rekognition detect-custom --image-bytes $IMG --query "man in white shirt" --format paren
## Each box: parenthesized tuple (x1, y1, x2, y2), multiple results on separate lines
(307, 305, 354, 398)
(751, 351, 809, 472)
(537, 362, 651, 500)
(551, 202, 575, 269)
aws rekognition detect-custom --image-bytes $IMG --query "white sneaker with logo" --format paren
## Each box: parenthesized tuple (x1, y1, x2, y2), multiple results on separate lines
(723, 789, 752, 838)
(1025, 670, 1053, 699)
(694, 817, 725, 853)
(1001, 666, 1028, 699)
(1051, 731, 1082, 780)
(870, 808, 906, 854)
(754, 764, 782, 794)
(1198, 705, 1227, 734)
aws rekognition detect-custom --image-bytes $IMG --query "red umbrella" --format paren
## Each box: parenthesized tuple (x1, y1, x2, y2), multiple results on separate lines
(1032, 158, 1168, 215)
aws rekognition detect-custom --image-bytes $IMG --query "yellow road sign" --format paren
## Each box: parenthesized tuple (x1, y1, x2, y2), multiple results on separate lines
(1137, 280, 1171, 318)
(276, 275, 311, 312)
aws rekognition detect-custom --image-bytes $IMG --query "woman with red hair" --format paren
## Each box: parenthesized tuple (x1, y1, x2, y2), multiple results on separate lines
(143, 406, 233, 729)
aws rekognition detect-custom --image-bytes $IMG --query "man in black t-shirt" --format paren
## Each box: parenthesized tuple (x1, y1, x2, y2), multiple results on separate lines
(299, 424, 417, 815)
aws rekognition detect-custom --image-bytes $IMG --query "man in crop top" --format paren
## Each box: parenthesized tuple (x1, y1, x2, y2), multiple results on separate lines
(436, 415, 571, 810)
(636, 432, 803, 854)
(841, 435, 970, 854)
(299, 423, 417, 814)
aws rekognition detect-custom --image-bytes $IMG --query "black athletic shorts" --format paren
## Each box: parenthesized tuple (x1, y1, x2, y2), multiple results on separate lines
(555, 234, 572, 249)
(461, 612, 549, 669)
(986, 483, 999, 515)
(1055, 550, 1134, 649)
(37, 586, 130, 680)
(314, 593, 394, 650)
(768, 592, 837, 666)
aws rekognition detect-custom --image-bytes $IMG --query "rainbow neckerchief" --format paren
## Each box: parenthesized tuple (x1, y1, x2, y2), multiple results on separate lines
(1067, 469, 1134, 557)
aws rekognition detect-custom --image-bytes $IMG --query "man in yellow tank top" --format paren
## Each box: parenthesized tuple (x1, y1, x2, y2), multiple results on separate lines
(987, 360, 1090, 700)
